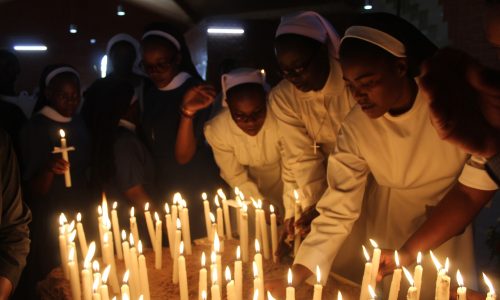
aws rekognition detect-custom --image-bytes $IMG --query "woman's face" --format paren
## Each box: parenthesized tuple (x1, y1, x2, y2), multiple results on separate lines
(45, 76, 80, 117)
(141, 40, 180, 88)
(341, 55, 408, 119)
(227, 88, 267, 136)
(275, 36, 330, 92)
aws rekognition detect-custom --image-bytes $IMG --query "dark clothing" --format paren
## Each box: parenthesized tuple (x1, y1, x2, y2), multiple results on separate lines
(487, 153, 500, 185)
(0, 100, 26, 151)
(0, 129, 31, 289)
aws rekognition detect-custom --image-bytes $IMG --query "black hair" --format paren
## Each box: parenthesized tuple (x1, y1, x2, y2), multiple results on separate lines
(0, 49, 20, 94)
(226, 83, 266, 104)
(340, 12, 437, 77)
(274, 33, 324, 53)
(33, 64, 80, 112)
(142, 22, 201, 80)
(86, 77, 135, 189)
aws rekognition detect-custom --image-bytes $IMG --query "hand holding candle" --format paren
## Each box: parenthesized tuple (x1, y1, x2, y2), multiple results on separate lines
(53, 129, 75, 187)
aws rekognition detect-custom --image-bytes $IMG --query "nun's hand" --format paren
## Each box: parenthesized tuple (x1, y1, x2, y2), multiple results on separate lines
(275, 218, 294, 261)
(47, 157, 69, 175)
(376, 249, 413, 282)
(181, 84, 216, 116)
(295, 205, 319, 238)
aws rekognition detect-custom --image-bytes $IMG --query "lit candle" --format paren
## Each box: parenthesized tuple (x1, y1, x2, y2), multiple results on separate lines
(173, 218, 182, 284)
(252, 199, 261, 244)
(154, 212, 162, 269)
(338, 291, 342, 300)
(413, 252, 423, 300)
(388, 250, 402, 300)
(121, 231, 131, 276)
(198, 252, 207, 300)
(403, 267, 418, 300)
(202, 290, 207, 300)
(286, 268, 295, 300)
(209, 213, 217, 243)
(225, 266, 236, 300)
(483, 273, 496, 300)
(218, 189, 233, 239)
(128, 235, 140, 299)
(360, 245, 373, 300)
(164, 203, 175, 258)
(100, 265, 111, 300)
(180, 199, 192, 255)
(172, 194, 179, 232)
(313, 266, 322, 300)
(253, 262, 264, 300)
(368, 285, 377, 299)
(56, 129, 73, 187)
(240, 204, 249, 263)
(267, 291, 276, 300)
(293, 190, 301, 256)
(137, 241, 151, 300)
(121, 271, 130, 299)
(211, 268, 221, 300)
(67, 247, 81, 300)
(98, 206, 104, 250)
(214, 196, 225, 239)
(369, 239, 381, 289)
(254, 290, 259, 300)
(76, 212, 88, 258)
(210, 251, 217, 286)
(214, 232, 223, 288)
(110, 202, 123, 260)
(92, 261, 101, 291)
(178, 242, 189, 300)
(257, 200, 270, 260)
(234, 247, 242, 300)
(456, 269, 467, 300)
(144, 202, 156, 253)
(430, 251, 450, 300)
(102, 232, 119, 294)
(92, 278, 101, 300)
(58, 214, 69, 279)
(270, 205, 278, 263)
(235, 188, 242, 235)
(254, 239, 264, 283)
(130, 207, 140, 245)
(82, 242, 96, 300)
(202, 192, 212, 240)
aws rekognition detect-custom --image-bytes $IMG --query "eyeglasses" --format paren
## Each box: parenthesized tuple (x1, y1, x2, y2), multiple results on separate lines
(232, 107, 266, 123)
(140, 56, 176, 74)
(279, 50, 317, 78)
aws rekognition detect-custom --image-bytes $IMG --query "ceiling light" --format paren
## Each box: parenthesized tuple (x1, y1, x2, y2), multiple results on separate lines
(117, 4, 125, 16)
(364, 0, 373, 10)
(13, 45, 47, 51)
(90, 38, 96, 44)
(69, 24, 78, 34)
(207, 27, 244, 35)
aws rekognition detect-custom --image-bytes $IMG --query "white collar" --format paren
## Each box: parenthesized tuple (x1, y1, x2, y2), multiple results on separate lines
(38, 106, 72, 123)
(118, 119, 136, 132)
(158, 72, 192, 91)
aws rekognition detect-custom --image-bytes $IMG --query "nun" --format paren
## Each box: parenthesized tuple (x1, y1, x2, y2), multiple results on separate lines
(285, 13, 498, 299)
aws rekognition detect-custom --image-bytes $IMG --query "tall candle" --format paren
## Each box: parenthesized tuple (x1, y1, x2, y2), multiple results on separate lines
(180, 200, 192, 255)
(121, 271, 130, 299)
(82, 242, 96, 300)
(215, 196, 225, 239)
(164, 203, 175, 258)
(253, 200, 261, 244)
(369, 239, 381, 289)
(173, 218, 182, 284)
(144, 203, 156, 252)
(110, 202, 123, 260)
(368, 285, 377, 299)
(252, 262, 264, 300)
(254, 239, 264, 283)
(313, 266, 323, 300)
(67, 248, 81, 300)
(239, 205, 249, 263)
(210, 251, 217, 287)
(214, 232, 223, 289)
(403, 267, 418, 300)
(198, 252, 207, 300)
(130, 207, 140, 245)
(269, 205, 278, 263)
(102, 233, 119, 294)
(293, 190, 301, 256)
(285, 268, 295, 300)
(234, 247, 242, 300)
(171, 195, 179, 233)
(137, 241, 151, 300)
(456, 269, 467, 300)
(76, 212, 88, 258)
(58, 216, 69, 279)
(92, 261, 101, 291)
(413, 252, 423, 300)
(388, 251, 402, 300)
(360, 245, 373, 300)
(92, 278, 101, 300)
(257, 200, 270, 260)
(225, 266, 236, 300)
(178, 242, 189, 300)
(128, 235, 140, 299)
(235, 188, 242, 235)
(202, 193, 212, 239)
(121, 231, 131, 275)
(430, 252, 450, 300)
(58, 129, 72, 187)
(218, 189, 233, 239)
(97, 206, 104, 251)
(209, 213, 217, 243)
(154, 212, 162, 269)
(483, 273, 496, 300)
(211, 269, 221, 300)
(100, 265, 111, 300)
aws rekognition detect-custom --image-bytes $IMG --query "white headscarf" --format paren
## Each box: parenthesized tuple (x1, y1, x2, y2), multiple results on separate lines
(105, 33, 143, 76)
(341, 26, 407, 58)
(221, 68, 267, 107)
(275, 11, 340, 59)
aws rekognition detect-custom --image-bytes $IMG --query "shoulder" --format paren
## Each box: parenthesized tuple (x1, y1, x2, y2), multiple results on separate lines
(204, 109, 231, 138)
(269, 79, 294, 104)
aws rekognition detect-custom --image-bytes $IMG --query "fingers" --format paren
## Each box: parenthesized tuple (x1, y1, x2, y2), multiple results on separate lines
(51, 158, 69, 174)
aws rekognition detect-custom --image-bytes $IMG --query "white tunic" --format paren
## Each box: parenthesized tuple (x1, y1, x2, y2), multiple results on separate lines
(269, 59, 355, 212)
(295, 87, 498, 298)
(204, 107, 294, 216)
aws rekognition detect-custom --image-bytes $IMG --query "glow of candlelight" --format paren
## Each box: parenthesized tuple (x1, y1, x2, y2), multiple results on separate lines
(154, 212, 160, 222)
(84, 241, 96, 268)
(217, 188, 226, 201)
(121, 230, 126, 241)
(165, 203, 170, 214)
(214, 195, 220, 207)
(456, 269, 464, 287)
(98, 206, 102, 216)
(93, 260, 100, 272)
(316, 265, 321, 284)
(145, 202, 150, 211)
(59, 213, 67, 226)
(403, 266, 414, 286)
(77, 212, 82, 222)
(201, 252, 206, 267)
(253, 261, 258, 278)
(176, 218, 181, 229)
(103, 232, 109, 244)
(242, 204, 248, 213)
(202, 291, 207, 300)
(444, 257, 449, 273)
(102, 265, 111, 284)
(202, 193, 207, 201)
(123, 270, 129, 283)
(338, 291, 342, 300)
(138, 240, 143, 254)
(236, 246, 241, 260)
(293, 190, 299, 201)
(368, 285, 376, 298)
(255, 239, 260, 253)
(225, 266, 231, 282)
(174, 192, 182, 204)
(430, 250, 442, 271)
(68, 221, 75, 233)
(129, 233, 135, 246)
(267, 291, 276, 300)
(287, 268, 292, 286)
(180, 241, 184, 255)
(211, 251, 216, 264)
(483, 273, 495, 295)
(209, 212, 216, 223)
(362, 245, 370, 262)
(270, 205, 274, 214)
(417, 252, 422, 265)
(68, 230, 77, 243)
(369, 239, 379, 249)
(113, 202, 117, 209)
(59, 129, 65, 138)
(68, 247, 75, 262)
(253, 290, 259, 300)
(130, 207, 135, 217)
(394, 250, 400, 267)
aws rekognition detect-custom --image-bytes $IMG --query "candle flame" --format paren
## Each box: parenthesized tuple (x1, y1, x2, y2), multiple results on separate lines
(270, 205, 274, 214)
(154, 212, 160, 222)
(316, 265, 321, 284)
(456, 269, 464, 287)
(59, 129, 66, 138)
(98, 205, 102, 216)
(234, 186, 240, 195)
(267, 291, 276, 300)
(253, 261, 259, 278)
(293, 190, 299, 200)
(139, 296, 144, 300)
(242, 204, 248, 213)
(257, 199, 263, 209)
(403, 266, 414, 286)
(483, 273, 495, 295)
(113, 201, 117, 209)
(138, 240, 143, 254)
(102, 193, 109, 219)
(394, 250, 400, 267)
(337, 291, 342, 300)
(201, 290, 207, 300)
(430, 250, 442, 271)
(122, 295, 130, 300)
(236, 246, 241, 260)
(68, 229, 77, 243)
(84, 241, 96, 267)
(202, 192, 207, 201)
(417, 252, 422, 265)
(225, 266, 231, 282)
(59, 213, 67, 226)
(362, 245, 370, 262)
(92, 276, 99, 292)
(121, 230, 126, 241)
(209, 212, 216, 223)
(180, 241, 184, 255)
(201, 252, 206, 267)
(444, 257, 449, 273)
(211, 251, 216, 264)
(102, 265, 111, 284)
(103, 232, 109, 244)
(238, 192, 245, 201)
(129, 233, 135, 246)
(165, 203, 170, 214)
(287, 268, 292, 285)
(217, 188, 227, 201)
(92, 260, 100, 272)
(145, 202, 150, 211)
(212, 268, 218, 285)
(173, 192, 182, 204)
(368, 285, 376, 298)
(68, 221, 75, 233)
(130, 207, 135, 217)
(59, 226, 65, 235)
(68, 247, 75, 262)
(214, 232, 220, 253)
(123, 270, 129, 283)
(253, 290, 259, 300)
(176, 218, 181, 229)
(255, 239, 260, 253)
(76, 212, 82, 222)
(369, 239, 379, 249)
(214, 195, 220, 207)
(252, 199, 258, 208)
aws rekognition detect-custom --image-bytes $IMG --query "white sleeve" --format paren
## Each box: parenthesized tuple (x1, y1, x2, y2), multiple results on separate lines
(294, 125, 369, 283)
(459, 156, 498, 191)
(269, 88, 327, 210)
(279, 138, 299, 220)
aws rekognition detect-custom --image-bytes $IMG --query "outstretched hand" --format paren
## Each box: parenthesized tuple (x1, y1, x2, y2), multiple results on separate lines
(47, 157, 69, 175)
(182, 84, 216, 115)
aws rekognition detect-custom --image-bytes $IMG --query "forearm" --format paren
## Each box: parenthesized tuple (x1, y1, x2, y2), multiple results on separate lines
(175, 116, 197, 165)
(401, 183, 495, 260)
(0, 277, 12, 300)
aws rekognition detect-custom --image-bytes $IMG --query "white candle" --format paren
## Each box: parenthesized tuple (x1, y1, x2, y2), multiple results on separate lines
(269, 205, 278, 263)
(254, 239, 264, 283)
(214, 232, 223, 289)
(313, 265, 323, 300)
(121, 271, 130, 299)
(413, 252, 423, 300)
(67, 248, 81, 300)
(58, 129, 72, 187)
(100, 265, 111, 300)
(210, 251, 217, 287)
(173, 218, 182, 284)
(209, 213, 217, 243)
(368, 285, 377, 299)
(92, 261, 101, 291)
(235, 188, 242, 235)
(180, 200, 192, 255)
(58, 215, 69, 279)
(144, 203, 156, 252)
(456, 269, 467, 300)
(253, 262, 264, 300)
(234, 247, 242, 300)
(97, 206, 104, 251)
(369, 239, 381, 289)
(430, 252, 450, 300)
(293, 190, 301, 256)
(211, 268, 221, 300)
(257, 200, 270, 260)
(92, 278, 101, 300)
(171, 196, 179, 232)
(225, 266, 236, 300)
(218, 189, 233, 239)
(214, 196, 225, 239)
(403, 267, 418, 300)
(102, 233, 119, 294)
(360, 245, 373, 300)
(130, 207, 140, 245)
(137, 241, 151, 300)
(388, 251, 402, 300)
(198, 252, 207, 300)
(128, 235, 140, 299)
(285, 268, 295, 300)
(154, 212, 162, 269)
(121, 231, 131, 276)
(178, 242, 189, 300)
(253, 200, 261, 244)
(82, 242, 96, 300)
(110, 202, 123, 260)
(76, 212, 89, 258)
(164, 203, 175, 258)
(202, 192, 212, 239)
(338, 291, 342, 300)
(483, 273, 496, 300)
(240, 204, 249, 263)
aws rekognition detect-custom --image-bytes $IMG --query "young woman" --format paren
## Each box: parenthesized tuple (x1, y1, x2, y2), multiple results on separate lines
(277, 13, 498, 299)
(140, 23, 222, 238)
